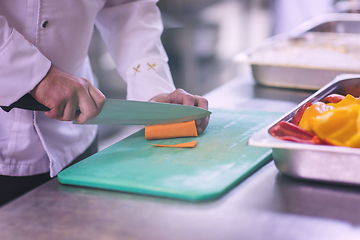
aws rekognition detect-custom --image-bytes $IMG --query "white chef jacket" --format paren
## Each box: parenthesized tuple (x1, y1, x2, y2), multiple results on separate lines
(0, 0, 176, 177)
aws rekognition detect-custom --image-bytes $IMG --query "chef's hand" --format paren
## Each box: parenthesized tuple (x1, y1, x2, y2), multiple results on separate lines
(30, 64, 106, 124)
(150, 89, 209, 134)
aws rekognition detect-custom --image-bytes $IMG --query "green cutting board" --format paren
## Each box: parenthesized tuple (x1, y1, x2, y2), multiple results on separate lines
(58, 109, 282, 201)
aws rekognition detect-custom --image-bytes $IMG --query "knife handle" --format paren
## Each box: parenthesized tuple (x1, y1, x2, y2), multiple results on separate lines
(1, 93, 50, 112)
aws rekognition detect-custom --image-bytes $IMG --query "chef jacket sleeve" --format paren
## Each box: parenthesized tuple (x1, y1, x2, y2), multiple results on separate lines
(0, 16, 51, 106)
(95, 0, 176, 101)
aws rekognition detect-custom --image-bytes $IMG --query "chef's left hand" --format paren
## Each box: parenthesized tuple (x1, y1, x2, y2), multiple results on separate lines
(150, 89, 209, 134)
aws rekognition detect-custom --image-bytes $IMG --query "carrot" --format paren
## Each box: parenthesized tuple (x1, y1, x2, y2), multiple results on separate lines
(145, 120, 198, 140)
(151, 140, 197, 148)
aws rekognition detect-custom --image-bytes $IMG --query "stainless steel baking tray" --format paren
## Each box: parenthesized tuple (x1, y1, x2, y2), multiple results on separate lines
(248, 74, 360, 185)
(233, 13, 360, 90)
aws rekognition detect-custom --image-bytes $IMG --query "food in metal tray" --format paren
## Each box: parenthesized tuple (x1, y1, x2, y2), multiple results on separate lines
(270, 93, 360, 148)
(249, 32, 360, 72)
(234, 14, 360, 90)
(248, 75, 360, 185)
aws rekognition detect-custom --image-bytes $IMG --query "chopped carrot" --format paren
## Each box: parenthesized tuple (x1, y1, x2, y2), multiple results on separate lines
(151, 140, 197, 148)
(145, 120, 198, 140)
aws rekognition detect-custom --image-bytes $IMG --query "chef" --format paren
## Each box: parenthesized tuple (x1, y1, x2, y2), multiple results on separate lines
(0, 0, 209, 205)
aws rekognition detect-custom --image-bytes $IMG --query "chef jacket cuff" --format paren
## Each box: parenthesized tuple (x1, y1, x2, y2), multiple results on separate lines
(0, 29, 51, 106)
(125, 58, 176, 101)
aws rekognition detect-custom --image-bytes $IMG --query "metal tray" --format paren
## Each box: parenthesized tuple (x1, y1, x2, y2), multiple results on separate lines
(248, 74, 360, 185)
(233, 13, 360, 90)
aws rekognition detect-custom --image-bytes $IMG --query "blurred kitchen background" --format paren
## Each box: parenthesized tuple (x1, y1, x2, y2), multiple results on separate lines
(89, 0, 359, 150)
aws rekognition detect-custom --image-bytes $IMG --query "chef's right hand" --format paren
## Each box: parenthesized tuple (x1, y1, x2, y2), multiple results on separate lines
(30, 64, 106, 124)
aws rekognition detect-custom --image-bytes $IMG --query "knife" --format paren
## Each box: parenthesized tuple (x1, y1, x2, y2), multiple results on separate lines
(1, 93, 211, 125)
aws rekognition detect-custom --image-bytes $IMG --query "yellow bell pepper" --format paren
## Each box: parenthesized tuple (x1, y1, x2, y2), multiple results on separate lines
(313, 104, 360, 147)
(345, 132, 360, 148)
(298, 102, 334, 132)
(327, 94, 358, 108)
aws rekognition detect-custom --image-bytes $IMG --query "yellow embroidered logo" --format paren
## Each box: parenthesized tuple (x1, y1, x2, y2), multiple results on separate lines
(133, 64, 140, 76)
(147, 63, 156, 71)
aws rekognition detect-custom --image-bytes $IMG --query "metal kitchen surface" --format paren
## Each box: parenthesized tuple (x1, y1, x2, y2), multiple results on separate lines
(2, 75, 360, 240)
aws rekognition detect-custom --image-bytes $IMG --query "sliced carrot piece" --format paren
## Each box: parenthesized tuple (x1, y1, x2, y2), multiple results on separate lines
(145, 120, 198, 140)
(151, 140, 197, 148)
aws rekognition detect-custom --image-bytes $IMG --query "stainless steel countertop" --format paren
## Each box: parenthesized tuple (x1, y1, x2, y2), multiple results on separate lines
(2, 75, 360, 240)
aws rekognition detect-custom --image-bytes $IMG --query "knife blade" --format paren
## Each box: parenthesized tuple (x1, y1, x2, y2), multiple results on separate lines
(85, 99, 211, 125)
(1, 94, 211, 125)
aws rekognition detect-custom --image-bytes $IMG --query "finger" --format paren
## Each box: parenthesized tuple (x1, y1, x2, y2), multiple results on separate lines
(172, 89, 195, 106)
(195, 117, 202, 127)
(61, 100, 78, 121)
(74, 82, 105, 124)
(149, 93, 170, 103)
(74, 90, 98, 124)
(194, 95, 209, 110)
(44, 101, 66, 119)
(192, 96, 209, 128)
(44, 108, 57, 119)
(196, 115, 210, 134)
(182, 95, 195, 106)
(88, 84, 106, 112)
(75, 106, 96, 124)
